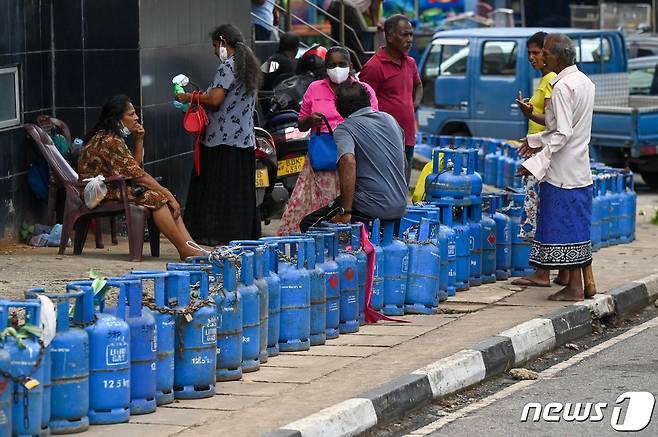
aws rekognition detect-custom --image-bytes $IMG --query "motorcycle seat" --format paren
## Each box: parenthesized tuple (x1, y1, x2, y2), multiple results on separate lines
(268, 110, 299, 127)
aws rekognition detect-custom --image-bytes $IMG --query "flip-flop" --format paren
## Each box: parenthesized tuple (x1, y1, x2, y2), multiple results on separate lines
(510, 277, 551, 287)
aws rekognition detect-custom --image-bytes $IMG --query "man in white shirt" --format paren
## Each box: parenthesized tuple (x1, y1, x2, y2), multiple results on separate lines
(517, 33, 595, 302)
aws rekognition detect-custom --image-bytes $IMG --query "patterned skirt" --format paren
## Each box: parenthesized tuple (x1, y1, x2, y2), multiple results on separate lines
(277, 159, 340, 236)
(529, 182, 593, 269)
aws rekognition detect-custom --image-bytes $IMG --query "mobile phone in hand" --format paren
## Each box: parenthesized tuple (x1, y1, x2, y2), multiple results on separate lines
(517, 90, 523, 101)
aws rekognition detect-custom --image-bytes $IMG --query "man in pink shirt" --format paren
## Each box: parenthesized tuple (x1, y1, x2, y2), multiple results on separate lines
(359, 14, 423, 185)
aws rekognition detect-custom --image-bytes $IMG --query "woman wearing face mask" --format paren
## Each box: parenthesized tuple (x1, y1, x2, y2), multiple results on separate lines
(176, 24, 262, 245)
(78, 94, 205, 260)
(278, 46, 378, 235)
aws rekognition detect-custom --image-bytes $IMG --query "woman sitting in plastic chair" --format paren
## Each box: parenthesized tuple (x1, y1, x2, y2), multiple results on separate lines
(78, 94, 204, 260)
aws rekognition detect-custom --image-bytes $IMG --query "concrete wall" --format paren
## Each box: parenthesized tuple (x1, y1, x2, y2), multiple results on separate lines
(0, 0, 251, 241)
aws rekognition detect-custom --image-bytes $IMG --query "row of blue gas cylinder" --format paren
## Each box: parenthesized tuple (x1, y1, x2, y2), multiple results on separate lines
(415, 134, 637, 251)
(0, 219, 436, 436)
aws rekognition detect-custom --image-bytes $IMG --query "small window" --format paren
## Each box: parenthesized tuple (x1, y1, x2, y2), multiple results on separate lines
(0, 66, 20, 129)
(422, 39, 469, 106)
(629, 65, 658, 95)
(481, 41, 517, 76)
(578, 37, 612, 63)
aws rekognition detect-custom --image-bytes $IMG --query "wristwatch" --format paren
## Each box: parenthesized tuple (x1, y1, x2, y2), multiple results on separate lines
(338, 207, 352, 215)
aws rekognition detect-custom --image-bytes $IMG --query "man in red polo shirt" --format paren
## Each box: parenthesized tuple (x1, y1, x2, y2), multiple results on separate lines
(359, 14, 423, 185)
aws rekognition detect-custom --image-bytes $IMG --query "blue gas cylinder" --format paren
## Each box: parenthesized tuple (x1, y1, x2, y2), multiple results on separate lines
(608, 173, 622, 245)
(620, 172, 637, 242)
(275, 238, 312, 350)
(404, 219, 441, 314)
(493, 193, 512, 280)
(125, 271, 175, 406)
(229, 242, 271, 364)
(434, 201, 458, 297)
(425, 151, 472, 201)
(465, 148, 483, 198)
(231, 242, 282, 357)
(236, 251, 260, 372)
(24, 288, 90, 433)
(0, 330, 11, 437)
(495, 143, 508, 189)
(300, 236, 327, 345)
(504, 146, 520, 188)
(591, 177, 603, 251)
(437, 135, 453, 148)
(107, 278, 157, 415)
(212, 258, 243, 382)
(0, 300, 47, 436)
(306, 230, 340, 339)
(262, 243, 282, 356)
(369, 219, 386, 310)
(41, 341, 51, 435)
(327, 225, 360, 333)
(168, 270, 216, 399)
(508, 193, 534, 276)
(68, 281, 130, 425)
(480, 195, 497, 284)
(484, 141, 500, 186)
(421, 212, 449, 302)
(470, 137, 485, 173)
(351, 224, 368, 325)
(382, 221, 409, 316)
(453, 206, 471, 291)
(599, 175, 612, 248)
(468, 198, 483, 287)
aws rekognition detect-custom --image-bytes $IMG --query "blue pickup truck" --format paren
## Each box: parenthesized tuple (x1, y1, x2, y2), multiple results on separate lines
(416, 28, 658, 187)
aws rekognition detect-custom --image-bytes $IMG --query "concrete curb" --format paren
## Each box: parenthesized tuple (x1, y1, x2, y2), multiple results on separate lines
(264, 274, 658, 437)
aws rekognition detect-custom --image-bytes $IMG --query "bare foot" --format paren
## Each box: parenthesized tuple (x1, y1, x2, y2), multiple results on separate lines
(511, 273, 551, 287)
(548, 286, 584, 302)
(553, 270, 570, 286)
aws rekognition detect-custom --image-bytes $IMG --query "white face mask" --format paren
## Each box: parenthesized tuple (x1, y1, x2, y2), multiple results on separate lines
(327, 66, 350, 84)
(219, 41, 228, 63)
(119, 123, 131, 138)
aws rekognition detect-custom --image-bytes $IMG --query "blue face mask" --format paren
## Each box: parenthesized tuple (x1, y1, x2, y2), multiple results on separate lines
(119, 125, 131, 138)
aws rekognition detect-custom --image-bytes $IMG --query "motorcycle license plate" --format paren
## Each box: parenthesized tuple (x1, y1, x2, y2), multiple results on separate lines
(277, 156, 305, 177)
(255, 168, 270, 188)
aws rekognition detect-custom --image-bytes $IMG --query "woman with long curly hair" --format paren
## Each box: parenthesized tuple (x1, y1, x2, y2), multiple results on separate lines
(176, 24, 262, 245)
(78, 95, 204, 260)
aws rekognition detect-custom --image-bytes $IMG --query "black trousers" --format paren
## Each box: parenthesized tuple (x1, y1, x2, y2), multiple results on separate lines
(299, 197, 373, 233)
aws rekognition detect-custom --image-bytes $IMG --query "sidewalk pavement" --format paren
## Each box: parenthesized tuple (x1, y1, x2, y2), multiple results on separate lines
(1, 197, 657, 437)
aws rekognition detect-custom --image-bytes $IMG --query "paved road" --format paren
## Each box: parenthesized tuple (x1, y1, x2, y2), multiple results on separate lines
(418, 318, 658, 437)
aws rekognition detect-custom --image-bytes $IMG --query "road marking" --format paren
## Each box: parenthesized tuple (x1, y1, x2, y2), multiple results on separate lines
(403, 316, 658, 436)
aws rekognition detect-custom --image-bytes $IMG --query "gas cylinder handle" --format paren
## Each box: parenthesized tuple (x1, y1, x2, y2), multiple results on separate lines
(26, 288, 84, 332)
(0, 300, 42, 331)
(67, 282, 96, 325)
(103, 279, 132, 320)
(222, 257, 237, 292)
(371, 218, 381, 246)
(125, 272, 168, 307)
(351, 223, 362, 249)
(240, 251, 255, 286)
(418, 218, 432, 241)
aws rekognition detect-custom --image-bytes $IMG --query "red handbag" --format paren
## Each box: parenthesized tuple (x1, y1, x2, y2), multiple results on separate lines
(183, 91, 209, 175)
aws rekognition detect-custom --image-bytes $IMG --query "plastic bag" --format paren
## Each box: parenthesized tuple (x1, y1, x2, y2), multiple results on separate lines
(83, 175, 107, 209)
